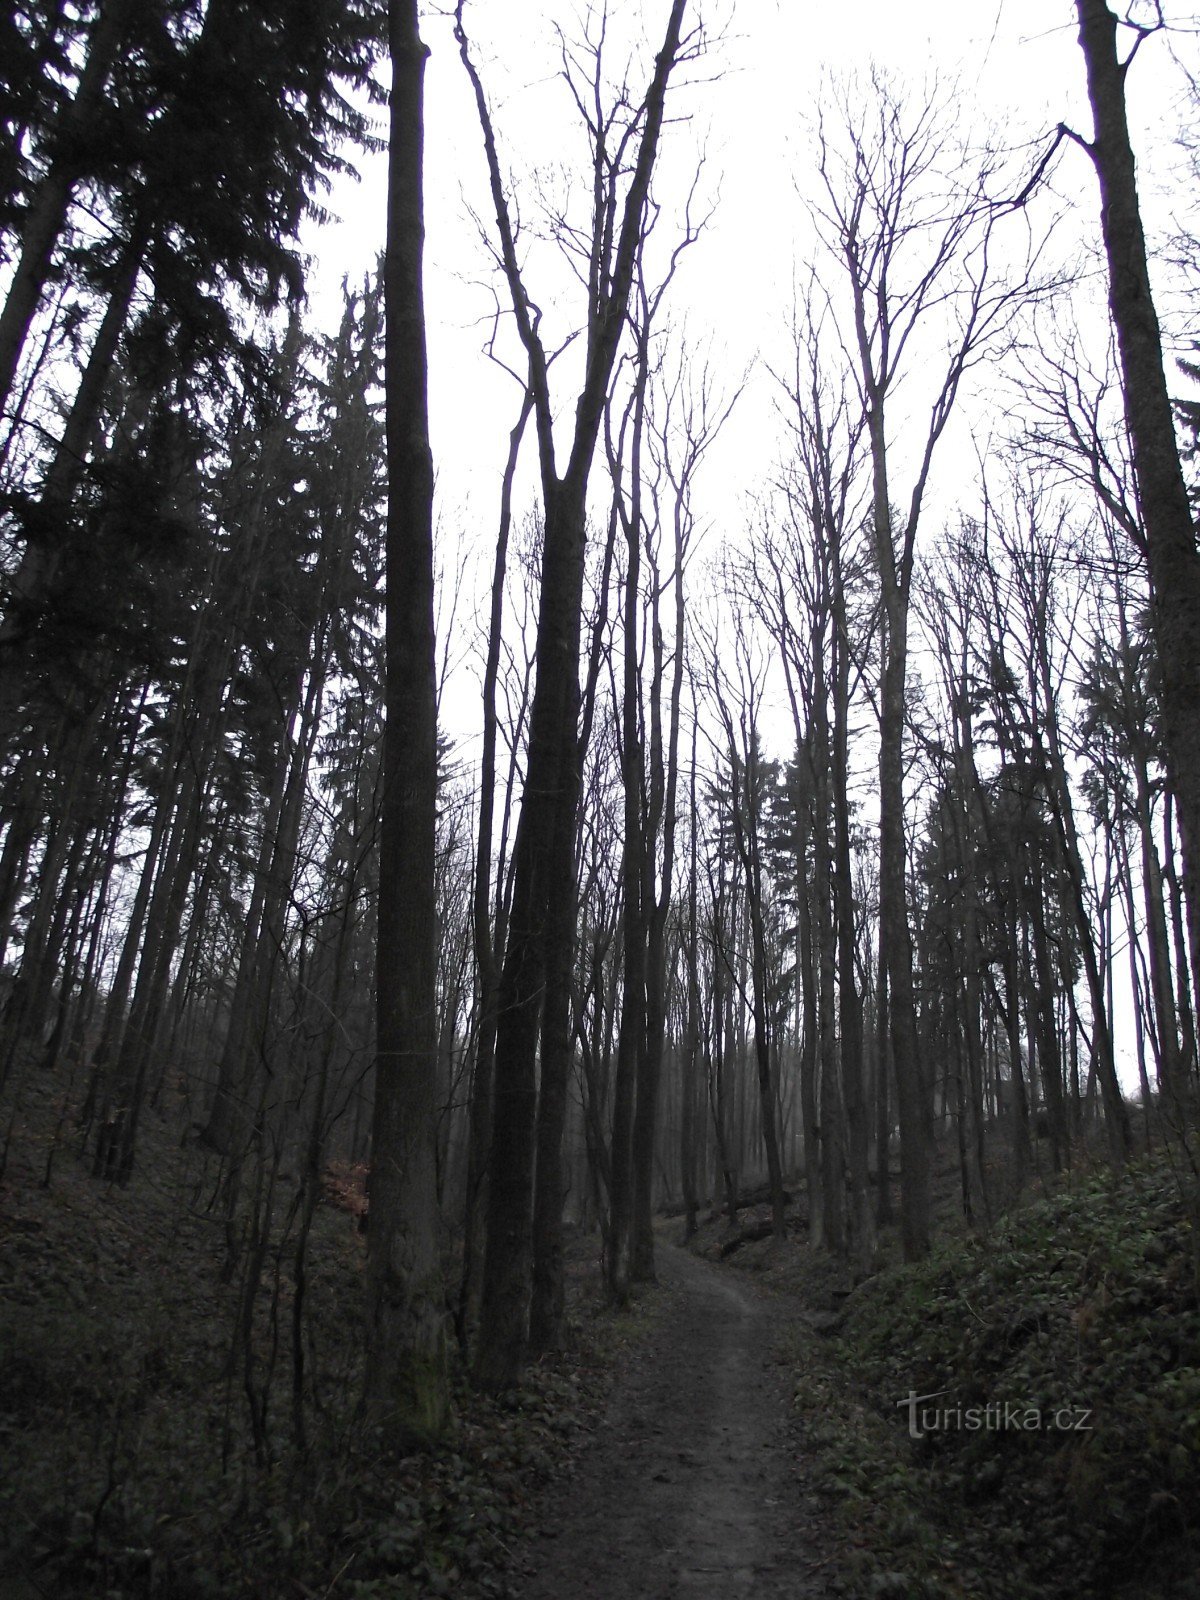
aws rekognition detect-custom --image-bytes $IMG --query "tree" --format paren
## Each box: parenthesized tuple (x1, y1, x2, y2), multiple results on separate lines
(707, 624, 788, 1243)
(815, 71, 1036, 1259)
(0, 0, 379, 749)
(457, 0, 692, 1392)
(457, 385, 532, 1354)
(1073, 0, 1200, 1004)
(0, 0, 141, 414)
(362, 0, 448, 1442)
(628, 343, 725, 1282)
(753, 289, 875, 1266)
(978, 489, 1132, 1165)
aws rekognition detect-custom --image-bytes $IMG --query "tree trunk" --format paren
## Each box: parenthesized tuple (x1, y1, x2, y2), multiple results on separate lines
(680, 749, 702, 1241)
(1000, 902, 1031, 1196)
(476, 481, 586, 1391)
(1029, 859, 1069, 1171)
(795, 783, 822, 1246)
(458, 391, 530, 1357)
(468, 0, 689, 1394)
(874, 963, 894, 1227)
(630, 385, 689, 1278)
(812, 707, 845, 1256)
(728, 742, 787, 1240)
(528, 822, 576, 1350)
(1075, 0, 1200, 1000)
(606, 387, 648, 1299)
(363, 0, 448, 1442)
(1043, 742, 1132, 1164)
(1162, 791, 1200, 1080)
(878, 600, 930, 1257)
(1134, 758, 1185, 1106)
(832, 571, 873, 1266)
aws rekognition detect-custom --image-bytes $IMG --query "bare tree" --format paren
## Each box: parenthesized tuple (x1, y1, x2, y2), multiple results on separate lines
(457, 385, 531, 1355)
(363, 0, 448, 1441)
(1072, 0, 1200, 1005)
(815, 70, 1040, 1259)
(752, 285, 876, 1265)
(706, 616, 788, 1241)
(456, 0, 694, 1391)
(629, 345, 730, 1280)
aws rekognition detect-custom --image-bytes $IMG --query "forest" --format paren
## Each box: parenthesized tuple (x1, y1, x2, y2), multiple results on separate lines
(1, 1, 1199, 1597)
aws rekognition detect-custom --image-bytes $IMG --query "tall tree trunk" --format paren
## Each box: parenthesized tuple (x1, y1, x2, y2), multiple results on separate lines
(726, 740, 786, 1239)
(532, 503, 624, 1339)
(1000, 900, 1031, 1197)
(874, 963, 894, 1227)
(878, 584, 930, 1257)
(605, 374, 648, 1298)
(795, 777, 823, 1246)
(1134, 759, 1185, 1107)
(1042, 741, 1132, 1164)
(1029, 857, 1069, 1171)
(812, 707, 845, 1256)
(832, 572, 873, 1266)
(631, 440, 688, 1280)
(363, 0, 448, 1441)
(1162, 790, 1200, 1080)
(95, 698, 216, 1181)
(458, 391, 530, 1357)
(202, 726, 294, 1152)
(862, 372, 930, 1258)
(707, 849, 740, 1229)
(1075, 0, 1200, 998)
(476, 479, 586, 1390)
(466, 0, 689, 1394)
(679, 729, 702, 1240)
(528, 817, 577, 1348)
(953, 722, 991, 1226)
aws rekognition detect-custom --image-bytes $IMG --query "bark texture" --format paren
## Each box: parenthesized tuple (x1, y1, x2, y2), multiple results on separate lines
(1075, 0, 1200, 994)
(363, 0, 448, 1441)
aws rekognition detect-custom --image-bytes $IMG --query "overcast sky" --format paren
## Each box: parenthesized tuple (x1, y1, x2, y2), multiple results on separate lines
(307, 1, 1195, 561)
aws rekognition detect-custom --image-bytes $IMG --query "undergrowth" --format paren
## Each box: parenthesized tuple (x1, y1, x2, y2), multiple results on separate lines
(792, 1154, 1200, 1599)
(0, 1066, 650, 1599)
(0, 1221, 633, 1600)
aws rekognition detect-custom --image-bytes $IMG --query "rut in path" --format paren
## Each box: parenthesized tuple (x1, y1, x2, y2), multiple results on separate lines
(510, 1243, 830, 1599)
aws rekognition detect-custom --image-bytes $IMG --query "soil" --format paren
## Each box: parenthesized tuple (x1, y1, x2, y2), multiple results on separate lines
(508, 1241, 835, 1599)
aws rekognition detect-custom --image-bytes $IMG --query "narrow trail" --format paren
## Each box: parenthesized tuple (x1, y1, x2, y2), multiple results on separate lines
(510, 1244, 831, 1599)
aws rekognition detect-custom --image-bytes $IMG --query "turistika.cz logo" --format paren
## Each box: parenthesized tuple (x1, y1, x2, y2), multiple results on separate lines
(897, 1389, 1094, 1441)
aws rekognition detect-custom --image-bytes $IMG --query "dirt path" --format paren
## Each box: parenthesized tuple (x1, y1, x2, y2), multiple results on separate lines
(509, 1243, 831, 1599)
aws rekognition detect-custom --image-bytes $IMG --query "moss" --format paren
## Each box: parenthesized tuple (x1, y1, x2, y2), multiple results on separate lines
(377, 1345, 454, 1451)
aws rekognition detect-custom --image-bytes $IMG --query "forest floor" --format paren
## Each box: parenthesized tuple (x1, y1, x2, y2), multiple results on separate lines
(3, 1060, 849, 1600)
(2, 1056, 1198, 1600)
